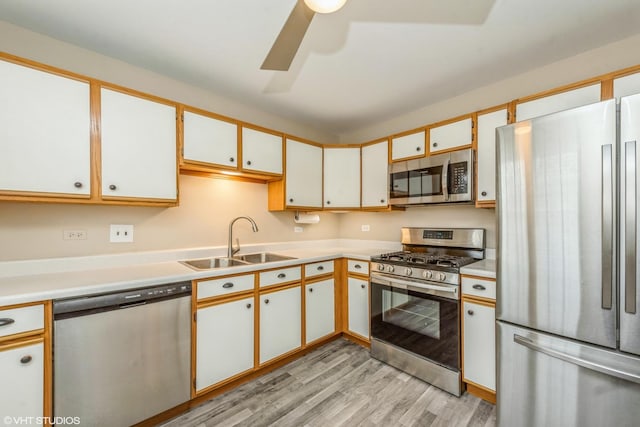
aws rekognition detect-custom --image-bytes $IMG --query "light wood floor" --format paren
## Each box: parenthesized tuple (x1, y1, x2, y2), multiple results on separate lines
(162, 338, 496, 427)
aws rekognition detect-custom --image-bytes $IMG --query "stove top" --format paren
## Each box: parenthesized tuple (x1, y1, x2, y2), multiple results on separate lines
(373, 251, 478, 269)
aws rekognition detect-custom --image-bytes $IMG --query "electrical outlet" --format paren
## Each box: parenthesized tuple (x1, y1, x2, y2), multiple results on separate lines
(294, 226, 303, 233)
(63, 230, 87, 240)
(110, 224, 134, 243)
(361, 224, 370, 232)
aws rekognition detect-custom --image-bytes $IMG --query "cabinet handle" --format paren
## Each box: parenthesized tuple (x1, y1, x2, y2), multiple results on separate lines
(361, 284, 366, 289)
(317, 266, 324, 271)
(264, 298, 270, 304)
(0, 318, 15, 327)
(246, 303, 252, 309)
(277, 273, 286, 279)
(432, 142, 438, 148)
(416, 146, 421, 151)
(229, 157, 235, 162)
(481, 191, 487, 197)
(222, 282, 234, 289)
(467, 309, 474, 315)
(20, 355, 32, 364)
(354, 264, 362, 269)
(246, 160, 252, 166)
(309, 288, 313, 293)
(74, 181, 83, 188)
(472, 284, 486, 291)
(109, 184, 117, 191)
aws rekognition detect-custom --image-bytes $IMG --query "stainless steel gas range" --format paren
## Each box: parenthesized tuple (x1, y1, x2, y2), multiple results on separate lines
(370, 227, 485, 396)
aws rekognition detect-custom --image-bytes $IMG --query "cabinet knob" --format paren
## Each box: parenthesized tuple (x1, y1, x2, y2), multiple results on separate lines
(432, 142, 438, 148)
(472, 284, 486, 291)
(416, 146, 421, 151)
(246, 160, 252, 166)
(309, 288, 313, 293)
(264, 298, 270, 304)
(246, 303, 252, 309)
(326, 200, 331, 205)
(74, 181, 83, 188)
(222, 282, 234, 289)
(20, 355, 32, 364)
(361, 284, 366, 289)
(277, 273, 286, 279)
(229, 157, 235, 162)
(109, 184, 117, 191)
(481, 191, 487, 197)
(289, 198, 294, 203)
(380, 199, 385, 203)
(0, 318, 15, 327)
(467, 309, 474, 316)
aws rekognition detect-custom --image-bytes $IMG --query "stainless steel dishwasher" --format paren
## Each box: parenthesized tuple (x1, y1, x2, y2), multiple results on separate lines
(53, 281, 192, 426)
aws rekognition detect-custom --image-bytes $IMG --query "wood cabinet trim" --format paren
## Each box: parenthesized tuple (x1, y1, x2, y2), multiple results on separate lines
(196, 291, 256, 309)
(461, 294, 496, 306)
(461, 273, 496, 282)
(512, 77, 602, 106)
(0, 336, 44, 352)
(259, 281, 302, 295)
(465, 381, 496, 404)
(426, 112, 475, 130)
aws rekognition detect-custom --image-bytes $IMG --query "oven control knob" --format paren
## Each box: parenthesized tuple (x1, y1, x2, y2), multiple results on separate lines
(377, 264, 385, 271)
(405, 267, 412, 276)
(423, 270, 433, 279)
(438, 273, 446, 281)
(387, 265, 395, 273)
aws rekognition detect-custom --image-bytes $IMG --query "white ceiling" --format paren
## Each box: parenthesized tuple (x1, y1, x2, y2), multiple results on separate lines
(1, 0, 639, 136)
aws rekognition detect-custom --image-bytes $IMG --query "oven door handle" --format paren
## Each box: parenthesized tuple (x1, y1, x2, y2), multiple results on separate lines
(371, 274, 458, 299)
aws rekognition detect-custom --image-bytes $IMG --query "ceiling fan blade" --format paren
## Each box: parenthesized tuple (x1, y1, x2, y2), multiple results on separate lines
(261, 0, 315, 71)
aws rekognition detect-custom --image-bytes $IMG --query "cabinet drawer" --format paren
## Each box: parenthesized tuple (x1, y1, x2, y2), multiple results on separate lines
(260, 266, 301, 288)
(197, 274, 254, 300)
(462, 276, 496, 300)
(305, 261, 334, 279)
(347, 260, 369, 275)
(0, 305, 44, 339)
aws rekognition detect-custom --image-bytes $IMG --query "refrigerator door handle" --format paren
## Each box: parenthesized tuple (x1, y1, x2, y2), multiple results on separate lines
(602, 144, 613, 310)
(625, 140, 637, 314)
(514, 334, 640, 385)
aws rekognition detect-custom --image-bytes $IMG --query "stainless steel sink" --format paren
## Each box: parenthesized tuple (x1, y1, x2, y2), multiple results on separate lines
(233, 252, 296, 264)
(180, 257, 250, 270)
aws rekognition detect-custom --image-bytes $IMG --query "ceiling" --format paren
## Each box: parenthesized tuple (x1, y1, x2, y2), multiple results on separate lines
(1, 0, 640, 136)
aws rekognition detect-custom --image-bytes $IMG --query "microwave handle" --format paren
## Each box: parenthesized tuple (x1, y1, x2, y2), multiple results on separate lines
(441, 157, 450, 201)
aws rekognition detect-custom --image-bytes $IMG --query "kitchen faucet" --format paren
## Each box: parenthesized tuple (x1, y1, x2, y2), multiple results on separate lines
(227, 216, 259, 258)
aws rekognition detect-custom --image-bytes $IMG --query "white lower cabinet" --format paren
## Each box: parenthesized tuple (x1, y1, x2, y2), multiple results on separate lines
(305, 279, 335, 344)
(347, 277, 369, 339)
(462, 300, 496, 391)
(259, 286, 301, 364)
(0, 341, 43, 419)
(196, 297, 254, 391)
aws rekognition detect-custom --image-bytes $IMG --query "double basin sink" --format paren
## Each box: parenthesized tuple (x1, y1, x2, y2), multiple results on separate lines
(180, 252, 296, 270)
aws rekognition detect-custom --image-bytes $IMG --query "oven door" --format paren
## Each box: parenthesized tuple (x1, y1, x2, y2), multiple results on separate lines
(370, 273, 460, 370)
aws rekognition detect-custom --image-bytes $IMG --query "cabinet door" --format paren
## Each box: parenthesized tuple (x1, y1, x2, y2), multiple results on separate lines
(614, 72, 640, 99)
(305, 279, 335, 344)
(101, 88, 177, 200)
(323, 147, 361, 208)
(361, 141, 389, 208)
(0, 60, 90, 196)
(285, 139, 322, 208)
(515, 84, 601, 121)
(259, 287, 301, 363)
(429, 117, 472, 154)
(0, 341, 43, 419)
(463, 301, 495, 391)
(391, 130, 425, 161)
(241, 127, 282, 175)
(196, 297, 254, 391)
(347, 277, 369, 339)
(476, 108, 508, 203)
(183, 110, 237, 169)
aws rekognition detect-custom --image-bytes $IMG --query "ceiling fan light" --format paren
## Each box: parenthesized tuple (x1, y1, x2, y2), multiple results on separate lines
(303, 0, 347, 14)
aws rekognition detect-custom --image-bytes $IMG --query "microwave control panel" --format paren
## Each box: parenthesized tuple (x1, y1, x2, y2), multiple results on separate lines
(449, 162, 468, 194)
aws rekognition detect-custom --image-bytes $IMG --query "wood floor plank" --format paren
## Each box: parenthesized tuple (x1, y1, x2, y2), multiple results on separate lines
(160, 339, 496, 427)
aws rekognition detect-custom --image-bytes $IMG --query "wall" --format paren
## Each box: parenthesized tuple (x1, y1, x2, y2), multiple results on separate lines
(0, 175, 340, 261)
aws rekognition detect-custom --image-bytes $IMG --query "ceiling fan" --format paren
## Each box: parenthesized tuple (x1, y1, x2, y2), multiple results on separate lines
(261, 0, 496, 72)
(261, 0, 347, 71)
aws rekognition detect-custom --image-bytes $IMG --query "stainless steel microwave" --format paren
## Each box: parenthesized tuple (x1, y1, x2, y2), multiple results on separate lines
(389, 149, 474, 206)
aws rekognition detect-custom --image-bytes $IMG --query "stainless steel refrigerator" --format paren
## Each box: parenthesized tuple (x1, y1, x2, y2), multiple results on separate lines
(496, 95, 640, 427)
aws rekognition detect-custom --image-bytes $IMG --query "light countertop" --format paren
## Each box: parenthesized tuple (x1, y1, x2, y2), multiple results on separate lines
(460, 258, 496, 279)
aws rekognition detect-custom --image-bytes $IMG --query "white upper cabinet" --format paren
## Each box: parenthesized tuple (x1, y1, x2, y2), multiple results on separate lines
(100, 88, 177, 200)
(476, 108, 508, 203)
(323, 147, 361, 208)
(515, 83, 601, 121)
(361, 140, 389, 208)
(241, 127, 283, 175)
(614, 72, 640, 99)
(285, 139, 323, 208)
(391, 130, 425, 161)
(0, 60, 91, 196)
(429, 117, 473, 154)
(183, 110, 238, 169)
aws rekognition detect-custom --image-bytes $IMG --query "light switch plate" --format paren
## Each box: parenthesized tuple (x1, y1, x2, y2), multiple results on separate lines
(361, 224, 370, 232)
(110, 224, 134, 243)
(63, 230, 87, 240)
(294, 226, 303, 233)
